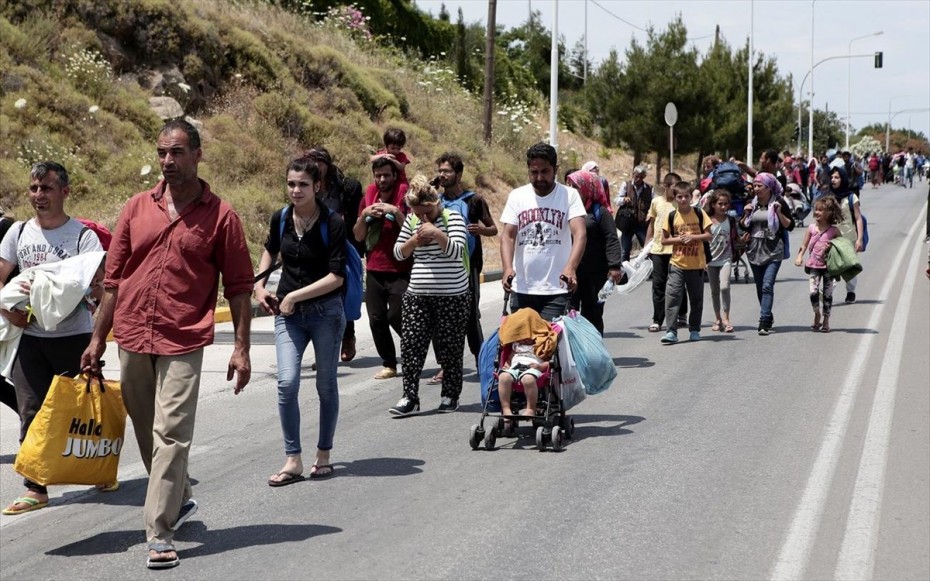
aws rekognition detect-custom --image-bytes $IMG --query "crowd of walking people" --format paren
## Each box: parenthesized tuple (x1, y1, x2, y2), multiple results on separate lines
(0, 116, 917, 570)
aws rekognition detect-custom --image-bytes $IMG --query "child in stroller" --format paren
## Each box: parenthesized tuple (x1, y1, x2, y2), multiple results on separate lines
(498, 338, 551, 421)
(472, 307, 573, 451)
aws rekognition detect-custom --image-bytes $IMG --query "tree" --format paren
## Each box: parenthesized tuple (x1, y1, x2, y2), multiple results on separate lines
(811, 108, 844, 155)
(586, 17, 701, 173)
(585, 50, 627, 149)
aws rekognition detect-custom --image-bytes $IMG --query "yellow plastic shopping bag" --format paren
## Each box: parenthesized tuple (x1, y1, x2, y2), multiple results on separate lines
(14, 374, 127, 486)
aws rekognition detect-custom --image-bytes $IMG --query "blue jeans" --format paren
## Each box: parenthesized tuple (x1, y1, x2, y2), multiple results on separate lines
(274, 295, 346, 455)
(750, 260, 782, 326)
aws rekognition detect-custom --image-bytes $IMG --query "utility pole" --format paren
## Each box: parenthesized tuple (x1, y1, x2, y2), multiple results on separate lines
(746, 0, 754, 165)
(483, 0, 497, 144)
(548, 0, 559, 147)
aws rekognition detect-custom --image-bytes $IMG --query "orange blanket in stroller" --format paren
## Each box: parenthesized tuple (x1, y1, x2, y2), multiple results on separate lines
(498, 308, 556, 360)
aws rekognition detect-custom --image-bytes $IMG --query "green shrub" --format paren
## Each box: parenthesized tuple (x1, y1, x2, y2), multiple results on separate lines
(0, 14, 55, 67)
(221, 27, 291, 91)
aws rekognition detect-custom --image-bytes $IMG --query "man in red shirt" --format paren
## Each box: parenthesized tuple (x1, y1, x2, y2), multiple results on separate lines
(81, 120, 253, 570)
(353, 156, 410, 379)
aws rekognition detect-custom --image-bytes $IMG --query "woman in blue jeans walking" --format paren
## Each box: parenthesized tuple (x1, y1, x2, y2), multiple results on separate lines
(254, 157, 347, 485)
(742, 172, 794, 335)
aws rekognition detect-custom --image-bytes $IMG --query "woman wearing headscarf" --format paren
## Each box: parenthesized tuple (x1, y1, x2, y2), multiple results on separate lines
(741, 172, 794, 335)
(828, 166, 865, 303)
(566, 170, 623, 336)
(581, 160, 612, 208)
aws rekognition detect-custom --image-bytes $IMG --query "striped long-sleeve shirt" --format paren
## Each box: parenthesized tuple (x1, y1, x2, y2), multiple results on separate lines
(393, 209, 469, 296)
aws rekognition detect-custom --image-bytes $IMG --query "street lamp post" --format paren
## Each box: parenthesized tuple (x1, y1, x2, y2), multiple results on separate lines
(548, 0, 558, 148)
(846, 31, 883, 150)
(808, 0, 814, 159)
(886, 95, 910, 153)
(799, 53, 876, 157)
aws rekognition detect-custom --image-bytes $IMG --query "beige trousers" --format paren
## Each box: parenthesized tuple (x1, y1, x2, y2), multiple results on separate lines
(119, 348, 203, 544)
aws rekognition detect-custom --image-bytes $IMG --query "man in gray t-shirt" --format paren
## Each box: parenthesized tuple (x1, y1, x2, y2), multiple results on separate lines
(0, 161, 102, 516)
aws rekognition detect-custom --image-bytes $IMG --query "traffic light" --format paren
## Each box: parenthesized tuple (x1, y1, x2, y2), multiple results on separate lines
(874, 51, 883, 68)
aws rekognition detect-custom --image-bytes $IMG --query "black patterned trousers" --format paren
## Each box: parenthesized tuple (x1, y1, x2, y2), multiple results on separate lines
(400, 292, 470, 401)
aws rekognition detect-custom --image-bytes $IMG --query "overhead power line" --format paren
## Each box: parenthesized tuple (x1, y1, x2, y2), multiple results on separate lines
(589, 0, 716, 42)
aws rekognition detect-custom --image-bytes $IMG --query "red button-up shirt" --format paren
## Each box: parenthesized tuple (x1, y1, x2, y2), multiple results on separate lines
(105, 180, 254, 355)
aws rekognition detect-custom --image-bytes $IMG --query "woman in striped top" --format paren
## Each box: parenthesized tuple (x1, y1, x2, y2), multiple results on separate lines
(388, 175, 470, 416)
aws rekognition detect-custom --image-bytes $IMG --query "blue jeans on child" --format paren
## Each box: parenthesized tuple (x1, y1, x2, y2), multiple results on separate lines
(750, 260, 782, 327)
(274, 295, 346, 456)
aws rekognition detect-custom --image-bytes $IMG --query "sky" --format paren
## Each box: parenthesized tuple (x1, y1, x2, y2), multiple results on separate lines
(414, 0, 930, 149)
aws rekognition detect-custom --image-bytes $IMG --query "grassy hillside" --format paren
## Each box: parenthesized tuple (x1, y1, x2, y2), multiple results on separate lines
(0, 0, 647, 270)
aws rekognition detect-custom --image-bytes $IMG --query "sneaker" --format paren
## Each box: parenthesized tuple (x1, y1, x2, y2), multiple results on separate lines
(171, 499, 198, 531)
(845, 292, 856, 304)
(758, 327, 770, 336)
(689, 331, 701, 342)
(388, 397, 420, 416)
(660, 331, 678, 344)
(437, 397, 459, 413)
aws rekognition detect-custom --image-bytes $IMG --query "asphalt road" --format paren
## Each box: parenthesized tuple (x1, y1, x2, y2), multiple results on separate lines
(1, 182, 928, 580)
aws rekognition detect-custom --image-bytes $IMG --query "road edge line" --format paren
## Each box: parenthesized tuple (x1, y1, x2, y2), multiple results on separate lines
(770, 211, 925, 580)
(834, 216, 926, 580)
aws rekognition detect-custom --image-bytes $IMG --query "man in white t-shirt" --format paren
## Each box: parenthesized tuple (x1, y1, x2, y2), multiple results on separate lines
(500, 143, 587, 321)
(0, 161, 103, 516)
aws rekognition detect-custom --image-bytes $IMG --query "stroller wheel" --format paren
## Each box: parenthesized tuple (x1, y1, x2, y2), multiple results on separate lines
(495, 417, 505, 436)
(535, 426, 546, 451)
(469, 424, 482, 450)
(483, 427, 497, 451)
(550, 426, 564, 451)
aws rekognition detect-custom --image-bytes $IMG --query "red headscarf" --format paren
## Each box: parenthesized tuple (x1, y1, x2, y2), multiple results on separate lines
(567, 170, 610, 213)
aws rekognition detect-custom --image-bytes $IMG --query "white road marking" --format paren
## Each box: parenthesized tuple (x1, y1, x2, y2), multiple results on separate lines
(771, 213, 925, 580)
(835, 231, 924, 580)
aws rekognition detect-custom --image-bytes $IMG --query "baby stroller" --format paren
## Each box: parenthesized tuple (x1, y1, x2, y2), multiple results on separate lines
(469, 294, 576, 452)
(727, 199, 751, 284)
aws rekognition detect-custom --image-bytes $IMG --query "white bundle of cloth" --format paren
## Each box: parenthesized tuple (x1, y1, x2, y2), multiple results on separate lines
(615, 248, 653, 296)
(0, 251, 106, 378)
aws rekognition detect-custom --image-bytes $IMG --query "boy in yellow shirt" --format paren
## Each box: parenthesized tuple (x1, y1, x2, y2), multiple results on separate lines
(660, 182, 712, 343)
(645, 173, 687, 332)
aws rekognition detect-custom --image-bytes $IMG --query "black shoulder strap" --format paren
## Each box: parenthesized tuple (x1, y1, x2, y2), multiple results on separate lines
(16, 221, 26, 244)
(695, 207, 706, 231)
(667, 209, 677, 236)
(78, 225, 90, 249)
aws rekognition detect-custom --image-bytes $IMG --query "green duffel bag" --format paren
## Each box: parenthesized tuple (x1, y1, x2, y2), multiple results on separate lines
(826, 236, 863, 282)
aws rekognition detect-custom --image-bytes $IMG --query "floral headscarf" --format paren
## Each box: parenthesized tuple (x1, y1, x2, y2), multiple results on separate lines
(567, 170, 610, 213)
(751, 172, 784, 232)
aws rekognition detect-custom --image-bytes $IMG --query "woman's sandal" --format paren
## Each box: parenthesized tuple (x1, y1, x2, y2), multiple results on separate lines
(723, 324, 734, 333)
(426, 371, 443, 385)
(711, 321, 721, 332)
(648, 323, 660, 332)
